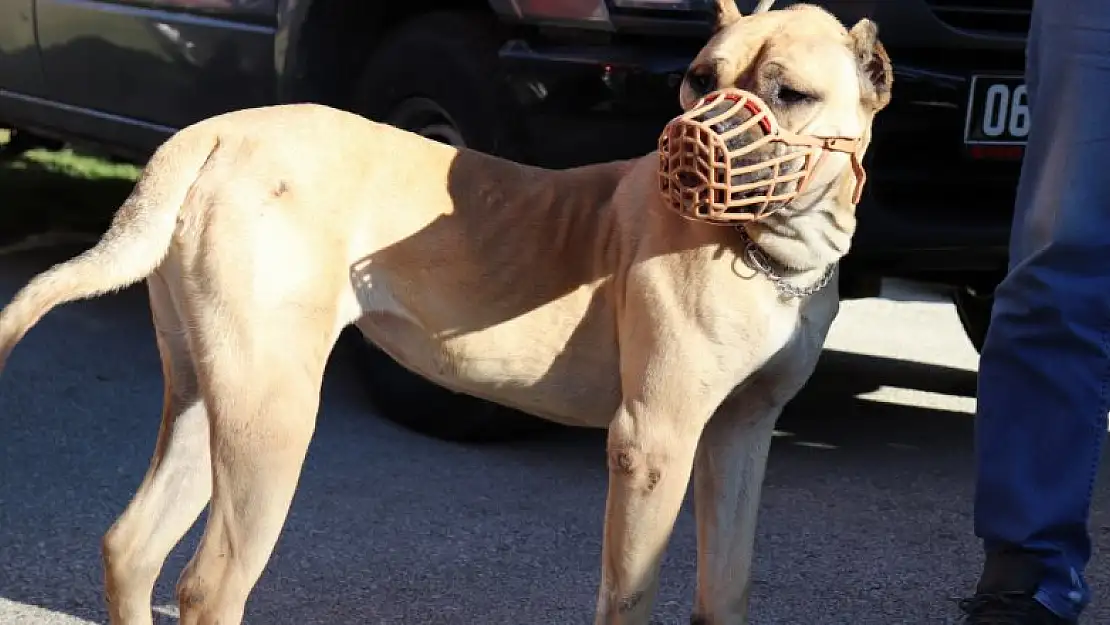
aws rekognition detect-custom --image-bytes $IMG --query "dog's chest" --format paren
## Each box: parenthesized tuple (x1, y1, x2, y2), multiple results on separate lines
(748, 286, 840, 405)
(690, 263, 837, 408)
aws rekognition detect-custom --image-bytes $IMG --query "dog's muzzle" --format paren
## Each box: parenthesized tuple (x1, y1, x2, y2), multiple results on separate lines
(657, 87, 867, 225)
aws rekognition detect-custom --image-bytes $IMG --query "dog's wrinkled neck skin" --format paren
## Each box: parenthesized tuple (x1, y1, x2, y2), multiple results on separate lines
(748, 206, 853, 269)
(742, 152, 861, 275)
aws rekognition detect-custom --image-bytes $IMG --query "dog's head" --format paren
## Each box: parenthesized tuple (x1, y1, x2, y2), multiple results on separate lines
(660, 0, 892, 224)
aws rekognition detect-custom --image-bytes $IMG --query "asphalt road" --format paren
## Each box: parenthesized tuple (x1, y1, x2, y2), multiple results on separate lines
(2, 242, 1109, 625)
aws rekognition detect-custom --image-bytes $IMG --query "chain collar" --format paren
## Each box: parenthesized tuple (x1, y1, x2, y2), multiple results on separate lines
(736, 226, 836, 300)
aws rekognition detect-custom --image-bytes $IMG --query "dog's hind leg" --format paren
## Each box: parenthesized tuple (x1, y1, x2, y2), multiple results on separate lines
(688, 391, 782, 625)
(173, 304, 341, 625)
(103, 275, 213, 625)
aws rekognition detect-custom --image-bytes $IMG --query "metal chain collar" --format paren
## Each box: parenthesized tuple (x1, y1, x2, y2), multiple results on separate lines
(737, 227, 837, 300)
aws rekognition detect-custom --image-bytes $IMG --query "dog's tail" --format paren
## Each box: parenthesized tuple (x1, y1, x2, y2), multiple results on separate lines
(0, 131, 220, 375)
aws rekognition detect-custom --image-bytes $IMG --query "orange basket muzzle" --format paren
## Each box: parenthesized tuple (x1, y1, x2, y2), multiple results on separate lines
(657, 87, 867, 225)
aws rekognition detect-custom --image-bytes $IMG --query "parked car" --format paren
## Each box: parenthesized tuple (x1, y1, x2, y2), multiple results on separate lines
(0, 0, 1027, 441)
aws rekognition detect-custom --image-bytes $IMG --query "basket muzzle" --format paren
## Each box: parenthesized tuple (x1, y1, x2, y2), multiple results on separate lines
(657, 87, 867, 225)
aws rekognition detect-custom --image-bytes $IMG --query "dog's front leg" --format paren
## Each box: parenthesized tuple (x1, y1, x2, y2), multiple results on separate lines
(594, 399, 707, 625)
(689, 390, 783, 625)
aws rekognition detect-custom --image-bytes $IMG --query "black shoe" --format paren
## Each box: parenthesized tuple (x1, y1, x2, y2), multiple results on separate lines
(958, 550, 1075, 624)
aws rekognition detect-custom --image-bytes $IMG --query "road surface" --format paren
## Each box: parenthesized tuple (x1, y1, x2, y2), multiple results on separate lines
(1, 243, 1108, 624)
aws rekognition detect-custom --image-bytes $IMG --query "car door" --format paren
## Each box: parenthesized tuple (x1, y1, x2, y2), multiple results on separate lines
(0, 0, 47, 97)
(33, 0, 279, 133)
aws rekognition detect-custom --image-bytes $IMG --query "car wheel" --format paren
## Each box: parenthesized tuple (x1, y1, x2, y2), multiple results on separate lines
(344, 11, 548, 444)
(352, 11, 529, 161)
(953, 283, 995, 354)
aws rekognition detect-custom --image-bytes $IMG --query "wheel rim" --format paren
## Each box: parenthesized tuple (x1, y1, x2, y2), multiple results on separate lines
(386, 97, 467, 147)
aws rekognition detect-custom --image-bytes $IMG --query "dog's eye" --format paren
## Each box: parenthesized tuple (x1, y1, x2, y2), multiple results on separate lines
(685, 65, 717, 96)
(777, 85, 815, 105)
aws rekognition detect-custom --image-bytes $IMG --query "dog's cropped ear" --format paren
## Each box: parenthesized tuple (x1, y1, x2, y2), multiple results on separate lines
(711, 0, 776, 31)
(711, 0, 742, 31)
(849, 18, 894, 111)
(751, 0, 777, 14)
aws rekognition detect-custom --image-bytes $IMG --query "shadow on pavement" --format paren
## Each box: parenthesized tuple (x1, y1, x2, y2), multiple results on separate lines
(0, 152, 133, 246)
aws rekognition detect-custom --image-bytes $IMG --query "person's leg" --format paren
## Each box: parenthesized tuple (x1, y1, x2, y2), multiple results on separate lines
(971, 0, 1110, 621)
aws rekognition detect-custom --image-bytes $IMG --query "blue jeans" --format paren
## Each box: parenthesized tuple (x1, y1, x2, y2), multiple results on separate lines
(973, 0, 1110, 620)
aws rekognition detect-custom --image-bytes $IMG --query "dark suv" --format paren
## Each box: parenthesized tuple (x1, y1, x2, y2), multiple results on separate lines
(0, 0, 1027, 441)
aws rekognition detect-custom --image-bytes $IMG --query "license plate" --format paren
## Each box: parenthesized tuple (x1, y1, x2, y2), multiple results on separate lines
(963, 75, 1029, 146)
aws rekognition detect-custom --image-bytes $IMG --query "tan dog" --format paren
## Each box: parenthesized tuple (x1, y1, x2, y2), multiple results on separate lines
(0, 2, 892, 623)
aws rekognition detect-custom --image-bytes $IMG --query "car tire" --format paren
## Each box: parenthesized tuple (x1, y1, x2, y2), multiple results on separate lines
(352, 10, 529, 161)
(953, 283, 995, 354)
(344, 11, 548, 444)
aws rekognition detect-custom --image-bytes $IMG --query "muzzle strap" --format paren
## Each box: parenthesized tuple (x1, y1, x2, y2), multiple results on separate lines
(772, 133, 866, 205)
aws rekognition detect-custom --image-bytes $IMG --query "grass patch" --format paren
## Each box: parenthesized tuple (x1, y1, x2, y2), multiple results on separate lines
(1, 129, 141, 242)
